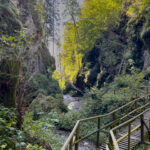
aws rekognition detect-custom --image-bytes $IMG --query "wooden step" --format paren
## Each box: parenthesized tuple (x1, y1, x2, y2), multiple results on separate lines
(99, 111, 150, 150)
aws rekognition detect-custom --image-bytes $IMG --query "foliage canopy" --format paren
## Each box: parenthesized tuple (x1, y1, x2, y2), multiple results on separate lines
(59, 0, 123, 86)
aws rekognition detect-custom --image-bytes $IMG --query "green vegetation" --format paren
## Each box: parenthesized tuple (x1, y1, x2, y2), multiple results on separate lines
(23, 113, 63, 150)
(0, 0, 150, 149)
(0, 104, 63, 150)
(0, 0, 63, 149)
(25, 73, 62, 103)
(0, 104, 27, 149)
(58, 0, 123, 87)
(27, 0, 46, 36)
(0, 31, 32, 60)
(54, 0, 150, 90)
(0, 0, 22, 35)
(58, 68, 150, 143)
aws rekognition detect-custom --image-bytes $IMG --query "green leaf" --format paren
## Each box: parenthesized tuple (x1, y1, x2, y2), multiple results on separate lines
(2, 35, 8, 41)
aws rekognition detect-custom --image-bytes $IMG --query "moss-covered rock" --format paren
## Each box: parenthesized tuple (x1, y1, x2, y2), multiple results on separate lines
(25, 73, 61, 104)
(75, 31, 125, 90)
(141, 27, 150, 49)
(17, 0, 56, 74)
(75, 6, 150, 91)
(0, 0, 22, 35)
(28, 93, 67, 120)
(27, 0, 45, 36)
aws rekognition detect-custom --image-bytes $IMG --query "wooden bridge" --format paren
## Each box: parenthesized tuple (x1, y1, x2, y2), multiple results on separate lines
(61, 87, 150, 150)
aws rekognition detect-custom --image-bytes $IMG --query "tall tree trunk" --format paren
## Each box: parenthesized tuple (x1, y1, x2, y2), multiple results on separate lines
(0, 59, 21, 108)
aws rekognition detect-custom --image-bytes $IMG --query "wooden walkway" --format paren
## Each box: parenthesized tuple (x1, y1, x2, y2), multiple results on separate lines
(61, 88, 150, 150)
(99, 111, 150, 150)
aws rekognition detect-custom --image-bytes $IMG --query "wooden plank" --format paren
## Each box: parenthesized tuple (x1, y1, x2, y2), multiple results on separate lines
(117, 125, 141, 143)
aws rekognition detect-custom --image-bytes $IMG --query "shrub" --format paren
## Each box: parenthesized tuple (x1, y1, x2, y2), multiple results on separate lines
(26, 144, 46, 150)
(23, 113, 63, 150)
(0, 105, 26, 149)
(28, 93, 67, 120)
(25, 74, 62, 104)
(58, 110, 87, 131)
(0, 1, 22, 35)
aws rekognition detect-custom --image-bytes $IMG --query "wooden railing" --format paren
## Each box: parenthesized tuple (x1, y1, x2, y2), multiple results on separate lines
(109, 107, 150, 150)
(61, 87, 150, 150)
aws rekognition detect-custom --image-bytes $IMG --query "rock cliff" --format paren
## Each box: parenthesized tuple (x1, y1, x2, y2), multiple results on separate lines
(0, 0, 55, 74)
(75, 7, 150, 91)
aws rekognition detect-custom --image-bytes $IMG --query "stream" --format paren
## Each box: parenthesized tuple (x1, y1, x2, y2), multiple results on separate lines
(63, 95, 83, 110)
(55, 95, 96, 150)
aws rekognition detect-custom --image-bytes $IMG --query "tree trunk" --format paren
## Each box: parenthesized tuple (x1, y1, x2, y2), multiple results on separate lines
(0, 59, 21, 107)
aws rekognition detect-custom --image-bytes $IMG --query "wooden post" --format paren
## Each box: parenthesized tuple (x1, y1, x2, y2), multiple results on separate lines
(128, 123, 131, 150)
(75, 124, 80, 150)
(147, 87, 148, 95)
(69, 137, 73, 150)
(96, 118, 100, 148)
(109, 133, 114, 150)
(141, 114, 144, 144)
(112, 112, 117, 135)
(149, 119, 150, 142)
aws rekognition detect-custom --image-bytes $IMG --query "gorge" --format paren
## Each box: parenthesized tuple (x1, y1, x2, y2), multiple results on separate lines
(0, 0, 150, 150)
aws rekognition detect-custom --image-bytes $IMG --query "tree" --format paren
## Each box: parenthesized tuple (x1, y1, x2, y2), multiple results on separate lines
(0, 59, 21, 107)
(127, 0, 150, 17)
(0, 31, 32, 128)
(60, 0, 123, 84)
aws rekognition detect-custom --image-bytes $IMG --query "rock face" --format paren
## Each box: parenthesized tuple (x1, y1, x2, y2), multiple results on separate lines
(75, 8, 150, 91)
(17, 0, 55, 73)
(0, 0, 56, 74)
(143, 50, 150, 70)
(0, 0, 21, 35)
(76, 31, 125, 89)
(47, 0, 83, 70)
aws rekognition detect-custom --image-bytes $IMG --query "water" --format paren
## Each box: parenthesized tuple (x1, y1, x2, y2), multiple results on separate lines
(56, 130, 95, 150)
(63, 95, 82, 110)
(78, 147, 90, 150)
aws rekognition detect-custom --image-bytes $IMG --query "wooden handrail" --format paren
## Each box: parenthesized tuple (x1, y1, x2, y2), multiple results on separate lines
(110, 108, 150, 150)
(61, 87, 150, 150)
(61, 121, 80, 150)
(79, 94, 150, 122)
(112, 108, 150, 131)
(117, 125, 141, 143)
(110, 130, 119, 150)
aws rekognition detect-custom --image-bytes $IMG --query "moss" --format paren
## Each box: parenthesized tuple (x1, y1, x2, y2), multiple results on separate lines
(0, 59, 21, 107)
(141, 27, 150, 49)
(27, 0, 45, 35)
(28, 93, 67, 119)
(141, 12, 150, 50)
(25, 73, 61, 104)
(0, 1, 22, 35)
(75, 32, 125, 90)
